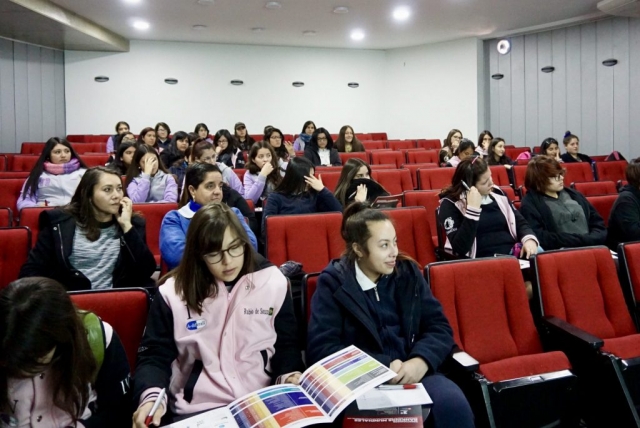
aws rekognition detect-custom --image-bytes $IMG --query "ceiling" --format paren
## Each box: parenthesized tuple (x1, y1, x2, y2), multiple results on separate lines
(3, 0, 606, 51)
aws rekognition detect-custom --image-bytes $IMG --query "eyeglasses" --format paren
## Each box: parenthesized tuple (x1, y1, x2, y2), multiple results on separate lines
(270, 136, 282, 140)
(203, 243, 245, 264)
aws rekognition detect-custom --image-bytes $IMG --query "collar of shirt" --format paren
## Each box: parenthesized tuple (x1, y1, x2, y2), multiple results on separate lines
(355, 261, 378, 291)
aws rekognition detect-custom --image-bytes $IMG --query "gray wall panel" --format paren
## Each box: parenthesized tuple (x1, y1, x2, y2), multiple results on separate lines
(498, 42, 512, 144)
(613, 18, 630, 157)
(489, 40, 500, 136)
(0, 39, 16, 153)
(41, 48, 56, 140)
(596, 20, 614, 154)
(565, 26, 582, 136)
(54, 50, 65, 138)
(631, 18, 640, 158)
(552, 30, 567, 141)
(537, 32, 553, 143)
(511, 36, 526, 146)
(524, 34, 539, 146)
(14, 42, 29, 152)
(26, 45, 43, 142)
(580, 22, 598, 154)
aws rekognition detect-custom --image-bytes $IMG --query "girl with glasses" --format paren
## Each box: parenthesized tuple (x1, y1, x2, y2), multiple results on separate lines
(439, 129, 462, 166)
(303, 127, 342, 167)
(134, 203, 304, 426)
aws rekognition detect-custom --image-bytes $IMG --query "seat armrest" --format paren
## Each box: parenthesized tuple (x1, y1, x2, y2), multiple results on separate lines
(542, 316, 604, 350)
(451, 351, 480, 372)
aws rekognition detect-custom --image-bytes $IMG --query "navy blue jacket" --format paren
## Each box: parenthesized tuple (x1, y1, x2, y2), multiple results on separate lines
(307, 257, 455, 372)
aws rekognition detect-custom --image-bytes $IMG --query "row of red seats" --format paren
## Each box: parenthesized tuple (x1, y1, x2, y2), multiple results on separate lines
(0, 153, 110, 172)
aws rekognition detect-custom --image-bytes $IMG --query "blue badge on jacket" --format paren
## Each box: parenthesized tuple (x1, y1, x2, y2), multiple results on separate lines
(186, 319, 207, 331)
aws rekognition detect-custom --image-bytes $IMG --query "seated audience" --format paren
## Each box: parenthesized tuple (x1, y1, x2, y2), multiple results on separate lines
(540, 137, 562, 163)
(106, 120, 130, 153)
(17, 137, 88, 210)
(234, 122, 255, 151)
(520, 156, 606, 250)
(137, 127, 159, 151)
(307, 203, 475, 428)
(476, 130, 493, 158)
(160, 131, 190, 191)
(335, 125, 365, 153)
(155, 122, 172, 152)
(187, 139, 244, 196)
(439, 129, 462, 166)
(334, 158, 389, 206)
(194, 123, 212, 143)
(607, 158, 640, 249)
(293, 120, 316, 151)
(214, 129, 245, 169)
(126, 144, 178, 203)
(267, 127, 296, 170)
(160, 163, 258, 271)
(243, 141, 282, 205)
(304, 127, 342, 167)
(560, 131, 593, 163)
(19, 167, 156, 290)
(133, 203, 304, 426)
(486, 137, 513, 169)
(107, 140, 136, 175)
(446, 138, 475, 168)
(0, 277, 131, 427)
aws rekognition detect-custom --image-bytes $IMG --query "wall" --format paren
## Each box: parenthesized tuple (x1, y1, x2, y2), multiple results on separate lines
(486, 17, 640, 159)
(0, 39, 65, 153)
(383, 38, 483, 142)
(65, 41, 386, 137)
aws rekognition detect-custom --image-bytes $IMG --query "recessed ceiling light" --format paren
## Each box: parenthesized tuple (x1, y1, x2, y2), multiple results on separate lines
(393, 6, 411, 21)
(192, 24, 207, 30)
(123, 0, 141, 4)
(303, 30, 317, 36)
(350, 29, 365, 41)
(197, 0, 214, 4)
(132, 20, 150, 30)
(333, 6, 349, 14)
(265, 2, 281, 9)
(251, 27, 265, 33)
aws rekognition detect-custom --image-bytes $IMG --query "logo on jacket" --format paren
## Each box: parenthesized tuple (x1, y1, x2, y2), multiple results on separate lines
(244, 307, 274, 316)
(186, 319, 207, 331)
(444, 217, 454, 232)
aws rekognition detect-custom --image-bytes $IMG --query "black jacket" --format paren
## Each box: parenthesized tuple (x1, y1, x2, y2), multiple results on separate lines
(607, 185, 640, 249)
(19, 210, 157, 291)
(307, 257, 454, 372)
(223, 185, 258, 238)
(303, 138, 342, 167)
(561, 152, 593, 164)
(520, 187, 606, 250)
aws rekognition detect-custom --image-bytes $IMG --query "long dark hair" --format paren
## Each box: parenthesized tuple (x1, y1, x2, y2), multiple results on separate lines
(540, 138, 559, 156)
(440, 157, 490, 201)
(162, 131, 189, 167)
(0, 278, 97, 422)
(23, 137, 88, 199)
(188, 140, 215, 164)
(334, 158, 371, 206)
(300, 120, 316, 134)
(65, 167, 126, 241)
(275, 156, 314, 196)
(443, 129, 462, 149)
(179, 163, 223, 208)
(161, 203, 256, 315)
(110, 141, 136, 175)
(309, 127, 334, 151)
(487, 137, 510, 165)
(137, 127, 158, 149)
(155, 122, 171, 141)
(125, 144, 169, 189)
(114, 131, 135, 154)
(214, 129, 238, 156)
(477, 130, 493, 149)
(265, 128, 288, 160)
(335, 125, 364, 152)
(194, 123, 210, 138)
(245, 141, 281, 186)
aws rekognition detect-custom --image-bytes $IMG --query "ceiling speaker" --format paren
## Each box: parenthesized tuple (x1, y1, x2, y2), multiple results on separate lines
(347, 82, 359, 88)
(491, 73, 504, 80)
(602, 59, 618, 66)
(230, 79, 244, 85)
(164, 78, 178, 85)
(292, 81, 304, 87)
(94, 76, 109, 83)
(541, 66, 555, 73)
(497, 39, 511, 55)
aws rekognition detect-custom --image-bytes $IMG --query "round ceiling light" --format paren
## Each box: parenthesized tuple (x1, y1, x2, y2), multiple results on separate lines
(265, 2, 281, 9)
(132, 20, 150, 30)
(393, 6, 411, 21)
(350, 29, 365, 41)
(497, 39, 511, 55)
(333, 6, 349, 14)
(197, 0, 215, 4)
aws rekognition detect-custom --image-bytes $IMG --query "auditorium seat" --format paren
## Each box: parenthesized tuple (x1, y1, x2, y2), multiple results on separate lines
(618, 180, 629, 191)
(370, 164, 396, 170)
(319, 172, 341, 193)
(133, 203, 178, 267)
(0, 154, 6, 171)
(617, 242, 640, 330)
(387, 140, 415, 151)
(250, 134, 263, 142)
(81, 154, 110, 168)
(370, 150, 404, 168)
(511, 165, 528, 195)
(499, 186, 517, 202)
(66, 134, 88, 143)
(595, 160, 628, 183)
(415, 139, 441, 150)
(407, 150, 439, 164)
(69, 288, 150, 371)
(355, 133, 372, 141)
(401, 163, 438, 189)
(337, 152, 367, 164)
(531, 247, 640, 426)
(563, 162, 595, 185)
(19, 206, 54, 247)
(314, 166, 342, 175)
(302, 273, 320, 322)
(371, 169, 413, 195)
(591, 155, 609, 162)
(295, 150, 304, 157)
(0, 172, 29, 179)
(586, 195, 617, 227)
(9, 155, 38, 172)
(0, 179, 26, 223)
(382, 207, 437, 267)
(571, 181, 617, 196)
(489, 165, 511, 187)
(233, 168, 246, 182)
(505, 147, 531, 160)
(71, 142, 107, 154)
(0, 208, 11, 227)
(402, 190, 440, 248)
(427, 257, 578, 428)
(533, 146, 542, 154)
(417, 168, 455, 191)
(369, 132, 388, 141)
(362, 141, 387, 150)
(20, 142, 46, 155)
(0, 227, 31, 289)
(265, 212, 343, 274)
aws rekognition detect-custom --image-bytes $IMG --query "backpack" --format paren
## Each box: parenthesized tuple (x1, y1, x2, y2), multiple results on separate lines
(81, 311, 105, 375)
(605, 151, 626, 161)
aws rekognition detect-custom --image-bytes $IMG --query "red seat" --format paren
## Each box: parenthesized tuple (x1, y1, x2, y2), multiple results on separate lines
(427, 257, 577, 426)
(369, 164, 396, 170)
(355, 133, 372, 141)
(489, 165, 511, 187)
(81, 154, 110, 168)
(250, 134, 263, 142)
(370, 151, 404, 168)
(591, 155, 609, 162)
(402, 163, 438, 189)
(403, 190, 440, 248)
(71, 142, 107, 154)
(387, 140, 415, 151)
(415, 139, 441, 150)
(0, 179, 26, 223)
(69, 288, 150, 371)
(383, 207, 437, 267)
(512, 165, 528, 194)
(233, 168, 246, 182)
(417, 168, 455, 191)
(586, 195, 617, 227)
(0, 227, 31, 289)
(0, 172, 29, 179)
(314, 166, 342, 175)
(563, 162, 594, 185)
(337, 152, 367, 164)
(407, 150, 439, 164)
(319, 172, 341, 193)
(20, 142, 46, 155)
(19, 207, 55, 247)
(9, 155, 38, 172)
(499, 186, 517, 202)
(362, 141, 387, 150)
(369, 132, 388, 141)
(595, 160, 628, 183)
(371, 169, 413, 195)
(265, 212, 343, 274)
(302, 273, 320, 322)
(571, 181, 617, 196)
(0, 208, 10, 227)
(0, 154, 6, 171)
(245, 199, 255, 212)
(66, 134, 88, 143)
(133, 203, 178, 266)
(505, 147, 531, 160)
(618, 241, 640, 329)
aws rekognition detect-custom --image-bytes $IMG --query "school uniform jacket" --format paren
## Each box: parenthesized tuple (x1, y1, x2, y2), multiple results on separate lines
(133, 256, 304, 416)
(607, 185, 640, 249)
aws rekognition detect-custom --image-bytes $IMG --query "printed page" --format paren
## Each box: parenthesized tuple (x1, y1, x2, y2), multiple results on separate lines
(300, 345, 396, 419)
(356, 383, 432, 410)
(163, 406, 237, 428)
(227, 384, 331, 428)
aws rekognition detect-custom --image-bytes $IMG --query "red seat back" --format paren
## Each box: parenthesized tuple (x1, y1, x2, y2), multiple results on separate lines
(489, 166, 511, 187)
(586, 195, 617, 227)
(512, 165, 528, 190)
(362, 141, 387, 150)
(403, 191, 440, 247)
(133, 203, 178, 265)
(0, 208, 11, 227)
(505, 147, 530, 160)
(428, 257, 543, 363)
(302, 273, 320, 322)
(314, 166, 342, 175)
(338, 152, 368, 164)
(10, 155, 38, 172)
(370, 151, 404, 168)
(415, 139, 441, 150)
(66, 135, 88, 143)
(320, 172, 341, 193)
(0, 155, 6, 171)
(233, 169, 246, 182)
(387, 140, 415, 151)
(619, 242, 640, 311)
(563, 162, 594, 185)
(0, 179, 26, 222)
(370, 164, 396, 170)
(370, 132, 388, 141)
(81, 154, 110, 168)
(19, 207, 54, 247)
(0, 172, 29, 179)
(20, 142, 46, 155)
(407, 150, 439, 164)
(69, 288, 150, 370)
(499, 186, 517, 202)
(402, 163, 438, 189)
(383, 207, 437, 267)
(572, 181, 617, 196)
(533, 247, 636, 339)
(371, 169, 413, 195)
(0, 227, 31, 289)
(265, 212, 343, 273)
(595, 160, 628, 182)
(71, 142, 107, 154)
(417, 168, 455, 191)
(356, 133, 372, 141)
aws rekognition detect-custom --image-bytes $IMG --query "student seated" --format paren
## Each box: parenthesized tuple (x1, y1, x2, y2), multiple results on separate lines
(19, 167, 156, 291)
(133, 203, 304, 426)
(160, 163, 258, 271)
(155, 122, 172, 152)
(445, 138, 475, 168)
(159, 131, 190, 192)
(137, 127, 159, 152)
(188, 139, 244, 196)
(234, 122, 255, 151)
(307, 203, 474, 428)
(262, 157, 342, 234)
(214, 129, 245, 169)
(126, 144, 178, 203)
(439, 129, 462, 166)
(520, 156, 606, 250)
(243, 141, 282, 205)
(17, 137, 88, 211)
(303, 127, 342, 167)
(335, 125, 365, 153)
(438, 158, 539, 259)
(607, 159, 640, 249)
(486, 137, 513, 169)
(334, 158, 389, 206)
(107, 140, 136, 175)
(0, 277, 132, 427)
(293, 120, 316, 151)
(267, 127, 296, 171)
(540, 137, 563, 163)
(106, 120, 130, 153)
(560, 131, 593, 163)
(476, 130, 493, 158)
(194, 122, 212, 143)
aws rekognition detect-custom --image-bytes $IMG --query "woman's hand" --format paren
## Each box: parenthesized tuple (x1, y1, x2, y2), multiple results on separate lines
(116, 197, 133, 233)
(143, 157, 156, 175)
(355, 184, 368, 202)
(132, 401, 165, 428)
(389, 358, 428, 385)
(304, 174, 324, 192)
(521, 239, 539, 259)
(284, 372, 302, 385)
(215, 146, 222, 155)
(285, 141, 295, 156)
(466, 186, 482, 209)
(259, 162, 274, 177)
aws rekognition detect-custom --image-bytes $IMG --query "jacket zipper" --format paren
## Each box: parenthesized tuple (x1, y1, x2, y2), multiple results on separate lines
(57, 224, 70, 269)
(408, 283, 418, 346)
(373, 286, 380, 302)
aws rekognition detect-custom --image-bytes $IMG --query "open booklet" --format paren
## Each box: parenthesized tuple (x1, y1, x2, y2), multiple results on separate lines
(165, 345, 396, 428)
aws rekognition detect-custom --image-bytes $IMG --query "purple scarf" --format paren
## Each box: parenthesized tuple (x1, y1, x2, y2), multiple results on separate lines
(43, 158, 81, 175)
